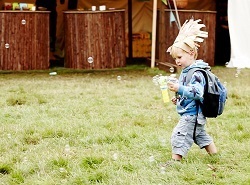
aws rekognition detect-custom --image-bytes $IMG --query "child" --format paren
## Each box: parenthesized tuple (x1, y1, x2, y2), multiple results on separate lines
(166, 19, 217, 162)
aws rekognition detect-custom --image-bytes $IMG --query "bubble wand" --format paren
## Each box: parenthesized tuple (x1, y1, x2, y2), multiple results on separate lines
(158, 76, 170, 103)
(153, 74, 178, 103)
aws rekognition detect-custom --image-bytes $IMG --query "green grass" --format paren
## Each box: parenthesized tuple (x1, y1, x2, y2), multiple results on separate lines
(0, 65, 249, 184)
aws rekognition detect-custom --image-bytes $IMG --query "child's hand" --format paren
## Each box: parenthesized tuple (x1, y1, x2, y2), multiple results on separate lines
(171, 96, 177, 105)
(167, 81, 179, 92)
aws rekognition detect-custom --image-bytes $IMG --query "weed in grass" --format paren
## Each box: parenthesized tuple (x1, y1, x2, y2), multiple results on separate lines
(0, 164, 12, 175)
(203, 154, 221, 165)
(122, 163, 135, 172)
(34, 94, 47, 104)
(232, 132, 250, 142)
(10, 170, 25, 184)
(41, 128, 69, 139)
(23, 133, 41, 145)
(51, 157, 69, 169)
(182, 170, 197, 182)
(233, 99, 247, 107)
(230, 92, 241, 99)
(6, 96, 27, 106)
(70, 176, 89, 184)
(236, 123, 244, 131)
(81, 156, 105, 170)
(88, 171, 108, 183)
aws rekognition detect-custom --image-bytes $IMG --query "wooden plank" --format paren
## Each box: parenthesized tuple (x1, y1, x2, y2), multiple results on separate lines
(64, 10, 126, 69)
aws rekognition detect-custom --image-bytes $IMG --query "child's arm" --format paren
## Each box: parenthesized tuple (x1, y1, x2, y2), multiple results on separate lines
(177, 71, 205, 101)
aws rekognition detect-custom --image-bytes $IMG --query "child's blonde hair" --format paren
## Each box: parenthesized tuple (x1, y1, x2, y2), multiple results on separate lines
(170, 45, 198, 59)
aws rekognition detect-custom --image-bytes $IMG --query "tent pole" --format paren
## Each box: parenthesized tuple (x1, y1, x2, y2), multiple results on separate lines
(173, 0, 181, 28)
(151, 0, 157, 68)
(159, 0, 166, 64)
(128, 0, 133, 61)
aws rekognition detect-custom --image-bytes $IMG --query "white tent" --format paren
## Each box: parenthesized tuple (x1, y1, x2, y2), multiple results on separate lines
(227, 0, 250, 68)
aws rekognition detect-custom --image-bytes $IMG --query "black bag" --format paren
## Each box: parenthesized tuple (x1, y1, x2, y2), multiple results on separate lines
(186, 68, 227, 118)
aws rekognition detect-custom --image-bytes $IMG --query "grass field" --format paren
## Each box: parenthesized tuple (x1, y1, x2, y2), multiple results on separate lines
(0, 65, 249, 185)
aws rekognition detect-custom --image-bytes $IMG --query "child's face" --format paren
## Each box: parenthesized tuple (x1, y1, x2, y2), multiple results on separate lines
(171, 47, 195, 68)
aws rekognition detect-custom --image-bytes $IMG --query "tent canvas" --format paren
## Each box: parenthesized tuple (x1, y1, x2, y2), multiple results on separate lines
(227, 0, 250, 68)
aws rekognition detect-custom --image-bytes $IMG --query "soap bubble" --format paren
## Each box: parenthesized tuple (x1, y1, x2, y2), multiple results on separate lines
(64, 144, 71, 153)
(170, 74, 176, 78)
(23, 157, 28, 163)
(223, 81, 227, 86)
(225, 62, 229, 67)
(235, 73, 239, 78)
(21, 19, 26, 25)
(149, 155, 155, 162)
(160, 166, 166, 174)
(154, 75, 159, 81)
(152, 75, 160, 85)
(159, 137, 166, 147)
(117, 76, 121, 81)
(59, 168, 67, 173)
(169, 67, 175, 73)
(5, 43, 9, 49)
(236, 68, 241, 74)
(153, 80, 158, 86)
(113, 153, 118, 160)
(167, 116, 172, 121)
(87, 57, 94, 64)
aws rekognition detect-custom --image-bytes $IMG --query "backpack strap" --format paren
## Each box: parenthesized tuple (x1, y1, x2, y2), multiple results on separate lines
(193, 100, 200, 143)
(186, 68, 207, 85)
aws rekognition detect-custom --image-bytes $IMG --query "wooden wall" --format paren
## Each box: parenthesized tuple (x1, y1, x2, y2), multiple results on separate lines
(159, 10, 216, 67)
(64, 10, 126, 69)
(0, 11, 50, 70)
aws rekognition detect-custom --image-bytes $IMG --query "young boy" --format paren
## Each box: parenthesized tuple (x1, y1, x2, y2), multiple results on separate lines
(166, 19, 217, 161)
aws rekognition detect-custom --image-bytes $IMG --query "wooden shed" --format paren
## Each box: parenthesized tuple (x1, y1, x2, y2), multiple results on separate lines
(64, 9, 126, 69)
(0, 11, 50, 70)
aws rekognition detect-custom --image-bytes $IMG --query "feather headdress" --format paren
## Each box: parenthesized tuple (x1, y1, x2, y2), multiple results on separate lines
(167, 19, 208, 54)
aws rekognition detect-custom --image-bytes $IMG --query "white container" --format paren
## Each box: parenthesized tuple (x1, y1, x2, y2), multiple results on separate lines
(91, 6, 96, 11)
(31, 6, 36, 11)
(99, 5, 106, 11)
(49, 72, 57, 76)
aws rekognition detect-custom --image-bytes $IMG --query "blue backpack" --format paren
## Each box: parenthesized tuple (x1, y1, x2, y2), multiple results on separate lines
(186, 67, 227, 118)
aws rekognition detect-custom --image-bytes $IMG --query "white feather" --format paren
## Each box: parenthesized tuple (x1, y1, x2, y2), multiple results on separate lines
(168, 18, 208, 52)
